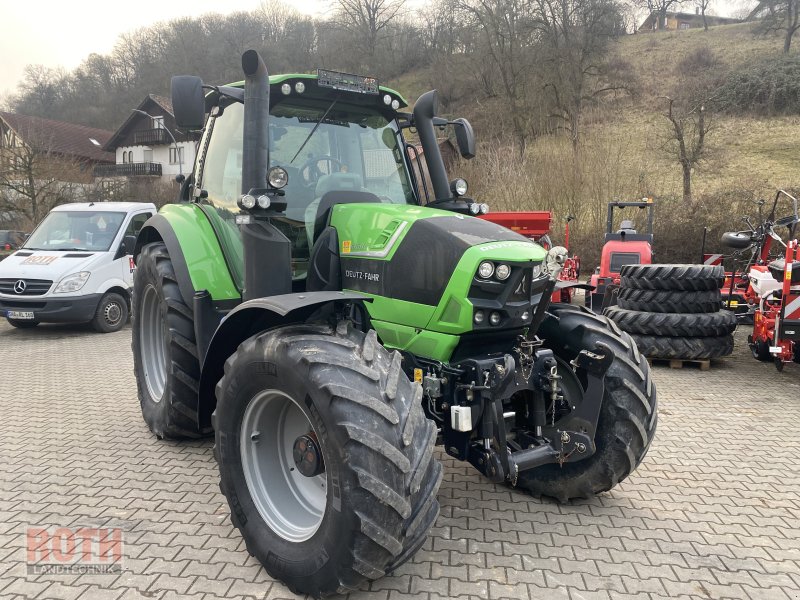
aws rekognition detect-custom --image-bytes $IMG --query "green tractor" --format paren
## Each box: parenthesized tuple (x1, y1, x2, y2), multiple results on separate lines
(132, 50, 657, 597)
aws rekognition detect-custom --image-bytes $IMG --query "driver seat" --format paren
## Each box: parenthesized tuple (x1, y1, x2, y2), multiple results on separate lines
(617, 220, 637, 235)
(304, 173, 367, 245)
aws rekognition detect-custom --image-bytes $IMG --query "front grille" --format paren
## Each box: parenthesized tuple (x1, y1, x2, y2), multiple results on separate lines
(0, 278, 53, 296)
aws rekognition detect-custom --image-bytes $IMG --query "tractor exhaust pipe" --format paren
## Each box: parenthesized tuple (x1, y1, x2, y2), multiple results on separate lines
(239, 49, 292, 301)
(241, 49, 270, 196)
(413, 90, 451, 202)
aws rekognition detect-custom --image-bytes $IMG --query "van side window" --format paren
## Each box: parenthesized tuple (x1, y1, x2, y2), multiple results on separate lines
(126, 213, 152, 237)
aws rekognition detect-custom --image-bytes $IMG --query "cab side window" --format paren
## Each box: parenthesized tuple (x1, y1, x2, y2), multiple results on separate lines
(125, 213, 152, 237)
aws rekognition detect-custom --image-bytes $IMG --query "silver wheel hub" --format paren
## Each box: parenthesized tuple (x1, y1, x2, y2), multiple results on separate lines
(104, 301, 122, 325)
(240, 390, 327, 542)
(140, 285, 167, 401)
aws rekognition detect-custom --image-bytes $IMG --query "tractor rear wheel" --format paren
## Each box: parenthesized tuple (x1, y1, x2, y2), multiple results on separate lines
(213, 323, 442, 597)
(516, 304, 657, 502)
(620, 264, 725, 292)
(616, 288, 722, 313)
(132, 242, 204, 439)
(630, 333, 734, 360)
(603, 306, 737, 337)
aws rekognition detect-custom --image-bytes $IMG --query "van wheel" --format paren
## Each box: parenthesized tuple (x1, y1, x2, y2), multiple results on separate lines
(7, 319, 39, 329)
(93, 292, 129, 333)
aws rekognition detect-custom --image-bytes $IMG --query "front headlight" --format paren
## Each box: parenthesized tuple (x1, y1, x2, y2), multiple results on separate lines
(54, 271, 90, 294)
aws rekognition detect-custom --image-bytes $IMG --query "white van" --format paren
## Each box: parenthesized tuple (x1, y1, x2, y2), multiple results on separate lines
(0, 202, 156, 332)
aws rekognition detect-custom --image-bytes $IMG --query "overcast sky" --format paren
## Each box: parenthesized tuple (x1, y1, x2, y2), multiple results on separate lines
(0, 0, 750, 100)
(0, 0, 328, 98)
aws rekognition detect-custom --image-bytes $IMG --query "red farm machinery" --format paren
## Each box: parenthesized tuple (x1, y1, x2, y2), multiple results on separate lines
(586, 199, 654, 310)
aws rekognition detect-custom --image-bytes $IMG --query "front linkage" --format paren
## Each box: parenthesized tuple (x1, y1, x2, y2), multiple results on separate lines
(405, 335, 614, 486)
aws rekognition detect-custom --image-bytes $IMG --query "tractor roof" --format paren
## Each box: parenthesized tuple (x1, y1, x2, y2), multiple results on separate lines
(217, 73, 408, 109)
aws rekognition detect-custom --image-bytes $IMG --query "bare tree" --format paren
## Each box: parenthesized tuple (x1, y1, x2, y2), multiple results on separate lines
(534, 0, 629, 150)
(636, 0, 683, 30)
(333, 0, 406, 59)
(455, 0, 538, 154)
(661, 97, 711, 203)
(695, 0, 712, 30)
(755, 0, 800, 52)
(0, 124, 85, 224)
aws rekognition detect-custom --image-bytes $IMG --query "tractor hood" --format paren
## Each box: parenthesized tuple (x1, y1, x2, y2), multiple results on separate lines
(329, 203, 548, 361)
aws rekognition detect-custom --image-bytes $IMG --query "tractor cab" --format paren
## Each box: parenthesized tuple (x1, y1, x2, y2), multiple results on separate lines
(586, 199, 654, 310)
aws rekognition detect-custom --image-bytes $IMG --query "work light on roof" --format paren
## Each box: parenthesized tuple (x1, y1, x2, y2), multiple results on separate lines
(281, 83, 291, 95)
(383, 94, 392, 105)
(391, 99, 400, 110)
(295, 82, 305, 94)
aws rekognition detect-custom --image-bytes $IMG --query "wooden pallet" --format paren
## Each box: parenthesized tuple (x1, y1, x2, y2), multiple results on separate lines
(647, 357, 712, 371)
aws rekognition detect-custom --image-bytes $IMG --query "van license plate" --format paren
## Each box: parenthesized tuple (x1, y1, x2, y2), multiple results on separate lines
(7, 311, 34, 320)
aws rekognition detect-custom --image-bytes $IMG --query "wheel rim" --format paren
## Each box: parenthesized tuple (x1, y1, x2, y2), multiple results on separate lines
(104, 300, 123, 327)
(240, 390, 327, 542)
(140, 284, 167, 401)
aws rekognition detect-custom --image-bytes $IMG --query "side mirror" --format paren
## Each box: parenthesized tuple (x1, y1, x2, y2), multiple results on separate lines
(121, 235, 137, 256)
(171, 75, 206, 130)
(453, 118, 476, 159)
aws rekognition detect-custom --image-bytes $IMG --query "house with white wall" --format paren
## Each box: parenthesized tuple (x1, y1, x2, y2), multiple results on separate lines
(96, 94, 198, 181)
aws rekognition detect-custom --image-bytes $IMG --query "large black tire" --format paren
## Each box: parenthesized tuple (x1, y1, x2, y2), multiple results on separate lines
(516, 304, 657, 502)
(7, 319, 39, 328)
(604, 306, 737, 337)
(631, 333, 734, 359)
(213, 323, 442, 597)
(132, 242, 204, 439)
(92, 292, 129, 333)
(620, 264, 725, 291)
(616, 288, 722, 314)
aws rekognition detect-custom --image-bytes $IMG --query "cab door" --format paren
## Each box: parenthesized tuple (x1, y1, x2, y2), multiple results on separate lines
(120, 212, 153, 286)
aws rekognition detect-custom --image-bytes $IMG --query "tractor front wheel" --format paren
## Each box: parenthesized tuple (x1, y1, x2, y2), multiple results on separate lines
(517, 304, 658, 502)
(213, 323, 442, 597)
(132, 242, 204, 439)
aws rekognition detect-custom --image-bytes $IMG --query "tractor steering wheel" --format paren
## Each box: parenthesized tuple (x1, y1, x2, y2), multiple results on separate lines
(299, 156, 344, 188)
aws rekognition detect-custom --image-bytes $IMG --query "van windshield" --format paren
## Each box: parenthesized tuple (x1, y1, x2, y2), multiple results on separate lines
(24, 211, 125, 252)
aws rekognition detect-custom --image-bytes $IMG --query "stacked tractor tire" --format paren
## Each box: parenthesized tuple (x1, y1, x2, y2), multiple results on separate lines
(604, 264, 736, 360)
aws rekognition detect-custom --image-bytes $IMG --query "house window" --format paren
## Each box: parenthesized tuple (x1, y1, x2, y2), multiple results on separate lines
(128, 151, 134, 163)
(143, 149, 153, 163)
(121, 152, 127, 164)
(169, 147, 183, 165)
(152, 116, 165, 130)
(679, 22, 690, 29)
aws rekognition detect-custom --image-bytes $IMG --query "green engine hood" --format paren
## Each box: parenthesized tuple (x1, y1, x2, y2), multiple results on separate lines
(329, 203, 547, 361)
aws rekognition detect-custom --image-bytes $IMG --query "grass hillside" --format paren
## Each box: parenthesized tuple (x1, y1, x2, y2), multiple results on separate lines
(391, 23, 800, 265)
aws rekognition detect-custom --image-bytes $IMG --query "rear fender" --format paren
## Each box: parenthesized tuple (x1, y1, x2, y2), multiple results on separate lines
(197, 291, 370, 429)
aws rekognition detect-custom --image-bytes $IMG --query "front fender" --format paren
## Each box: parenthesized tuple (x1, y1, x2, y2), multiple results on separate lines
(197, 291, 370, 429)
(134, 204, 240, 307)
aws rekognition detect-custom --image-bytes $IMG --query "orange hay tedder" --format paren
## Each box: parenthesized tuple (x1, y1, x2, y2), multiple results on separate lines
(480, 211, 581, 303)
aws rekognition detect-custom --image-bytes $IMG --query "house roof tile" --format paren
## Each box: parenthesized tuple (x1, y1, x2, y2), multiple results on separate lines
(0, 111, 114, 163)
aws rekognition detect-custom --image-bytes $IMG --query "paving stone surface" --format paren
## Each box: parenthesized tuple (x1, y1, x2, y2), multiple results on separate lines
(1, 319, 799, 600)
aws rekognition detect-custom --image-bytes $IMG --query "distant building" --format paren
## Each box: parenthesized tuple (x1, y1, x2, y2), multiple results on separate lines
(98, 94, 199, 181)
(0, 111, 113, 183)
(639, 10, 742, 32)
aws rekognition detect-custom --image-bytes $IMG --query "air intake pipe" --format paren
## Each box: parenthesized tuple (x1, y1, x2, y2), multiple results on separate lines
(413, 90, 452, 202)
(239, 49, 292, 300)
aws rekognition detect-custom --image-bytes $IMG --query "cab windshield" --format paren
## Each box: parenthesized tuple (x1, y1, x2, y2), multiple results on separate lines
(200, 99, 415, 283)
(24, 211, 125, 252)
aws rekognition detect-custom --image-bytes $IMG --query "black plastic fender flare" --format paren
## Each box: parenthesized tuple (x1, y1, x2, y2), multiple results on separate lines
(197, 291, 371, 429)
(134, 214, 197, 308)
